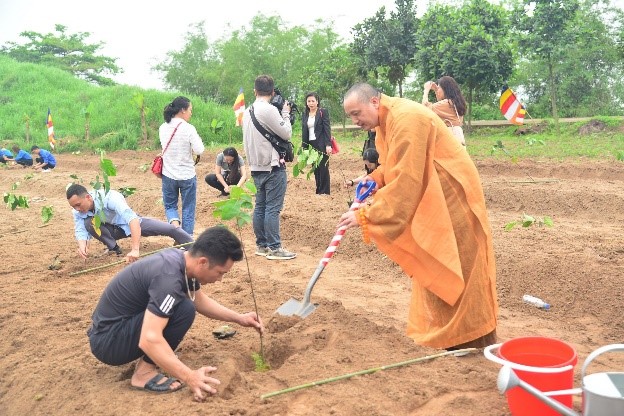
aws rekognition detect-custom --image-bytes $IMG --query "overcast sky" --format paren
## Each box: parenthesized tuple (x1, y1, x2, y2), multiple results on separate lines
(0, 0, 413, 90)
(2, 0, 622, 91)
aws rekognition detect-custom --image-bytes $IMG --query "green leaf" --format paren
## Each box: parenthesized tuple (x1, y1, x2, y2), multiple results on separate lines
(504, 221, 517, 231)
(18, 196, 29, 208)
(118, 187, 136, 197)
(100, 158, 116, 177)
(41, 206, 54, 223)
(543, 216, 554, 227)
(244, 181, 256, 194)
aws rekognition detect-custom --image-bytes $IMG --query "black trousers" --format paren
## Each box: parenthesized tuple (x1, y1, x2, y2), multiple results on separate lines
(35, 157, 55, 169)
(205, 173, 227, 194)
(314, 154, 330, 195)
(88, 298, 196, 366)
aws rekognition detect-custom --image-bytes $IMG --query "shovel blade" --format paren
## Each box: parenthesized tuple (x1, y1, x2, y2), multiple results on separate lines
(276, 298, 318, 318)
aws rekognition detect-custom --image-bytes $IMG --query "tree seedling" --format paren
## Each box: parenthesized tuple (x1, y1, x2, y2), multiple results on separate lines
(293, 146, 324, 179)
(4, 192, 29, 210)
(211, 182, 270, 371)
(87, 151, 117, 236)
(505, 213, 553, 231)
(41, 205, 54, 224)
(210, 118, 225, 135)
(118, 187, 136, 197)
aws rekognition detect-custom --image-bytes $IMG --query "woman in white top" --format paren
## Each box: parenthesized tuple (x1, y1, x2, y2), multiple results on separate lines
(158, 96, 205, 236)
(301, 92, 333, 195)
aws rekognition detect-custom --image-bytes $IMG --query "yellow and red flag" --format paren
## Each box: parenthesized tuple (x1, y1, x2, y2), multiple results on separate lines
(232, 88, 245, 127)
(47, 108, 56, 149)
(499, 86, 526, 125)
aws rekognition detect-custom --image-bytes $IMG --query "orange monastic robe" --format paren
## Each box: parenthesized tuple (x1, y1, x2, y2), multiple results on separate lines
(366, 95, 497, 349)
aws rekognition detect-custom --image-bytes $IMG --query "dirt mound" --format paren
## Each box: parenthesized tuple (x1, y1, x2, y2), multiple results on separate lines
(1, 150, 623, 415)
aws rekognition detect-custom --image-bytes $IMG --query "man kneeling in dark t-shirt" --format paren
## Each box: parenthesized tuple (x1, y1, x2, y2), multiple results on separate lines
(87, 226, 264, 401)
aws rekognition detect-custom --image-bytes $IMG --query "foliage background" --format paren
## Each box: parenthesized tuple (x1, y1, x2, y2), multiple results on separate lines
(1, 0, 624, 157)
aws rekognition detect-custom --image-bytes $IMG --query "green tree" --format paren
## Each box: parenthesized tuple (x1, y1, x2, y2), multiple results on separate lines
(416, 0, 513, 129)
(512, 0, 579, 129)
(297, 45, 359, 125)
(153, 22, 215, 100)
(154, 14, 348, 112)
(514, 0, 624, 117)
(1, 24, 121, 86)
(351, 0, 419, 97)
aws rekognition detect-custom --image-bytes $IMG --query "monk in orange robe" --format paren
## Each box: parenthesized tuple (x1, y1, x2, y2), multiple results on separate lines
(339, 83, 498, 350)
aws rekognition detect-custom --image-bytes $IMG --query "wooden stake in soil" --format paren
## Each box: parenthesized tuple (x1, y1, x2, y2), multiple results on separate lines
(260, 348, 477, 400)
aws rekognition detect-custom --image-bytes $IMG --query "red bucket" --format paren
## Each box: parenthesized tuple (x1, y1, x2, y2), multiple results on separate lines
(486, 337, 578, 416)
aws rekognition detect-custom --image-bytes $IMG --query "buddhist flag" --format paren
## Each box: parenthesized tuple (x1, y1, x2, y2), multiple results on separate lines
(499, 86, 526, 125)
(233, 88, 245, 127)
(46, 108, 57, 150)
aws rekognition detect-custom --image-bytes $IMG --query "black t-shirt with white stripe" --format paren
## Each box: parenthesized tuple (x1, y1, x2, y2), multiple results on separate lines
(90, 248, 200, 335)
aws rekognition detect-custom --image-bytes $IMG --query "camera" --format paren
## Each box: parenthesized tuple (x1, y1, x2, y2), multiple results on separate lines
(271, 88, 299, 125)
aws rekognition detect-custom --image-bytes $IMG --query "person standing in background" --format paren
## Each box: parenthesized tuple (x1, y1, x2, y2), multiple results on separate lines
(422, 76, 467, 147)
(159, 96, 205, 236)
(242, 75, 296, 260)
(301, 92, 333, 195)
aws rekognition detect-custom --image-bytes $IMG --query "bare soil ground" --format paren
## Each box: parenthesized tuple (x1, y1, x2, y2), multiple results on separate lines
(1, 150, 623, 415)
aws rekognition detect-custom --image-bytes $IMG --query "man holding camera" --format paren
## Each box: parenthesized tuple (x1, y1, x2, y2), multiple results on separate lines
(242, 74, 296, 260)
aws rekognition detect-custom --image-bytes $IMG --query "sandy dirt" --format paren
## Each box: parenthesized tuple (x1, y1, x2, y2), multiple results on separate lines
(1, 149, 623, 415)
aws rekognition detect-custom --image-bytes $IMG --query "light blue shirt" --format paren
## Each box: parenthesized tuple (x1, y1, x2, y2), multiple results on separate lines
(72, 189, 140, 241)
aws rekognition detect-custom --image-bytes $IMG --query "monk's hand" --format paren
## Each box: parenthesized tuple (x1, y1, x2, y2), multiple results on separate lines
(337, 210, 359, 230)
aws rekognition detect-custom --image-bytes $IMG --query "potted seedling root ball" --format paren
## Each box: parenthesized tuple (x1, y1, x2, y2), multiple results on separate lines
(212, 182, 270, 371)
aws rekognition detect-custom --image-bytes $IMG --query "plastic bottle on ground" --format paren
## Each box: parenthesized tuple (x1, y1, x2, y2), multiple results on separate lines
(522, 294, 551, 310)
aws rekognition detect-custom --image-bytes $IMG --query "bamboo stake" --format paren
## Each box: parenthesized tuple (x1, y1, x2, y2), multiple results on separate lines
(260, 348, 477, 400)
(68, 241, 193, 276)
(491, 179, 560, 184)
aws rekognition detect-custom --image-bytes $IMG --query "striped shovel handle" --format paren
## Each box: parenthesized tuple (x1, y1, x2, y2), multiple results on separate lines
(319, 181, 376, 266)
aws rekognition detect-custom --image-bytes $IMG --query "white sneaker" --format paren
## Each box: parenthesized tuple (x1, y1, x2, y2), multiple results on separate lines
(266, 247, 296, 260)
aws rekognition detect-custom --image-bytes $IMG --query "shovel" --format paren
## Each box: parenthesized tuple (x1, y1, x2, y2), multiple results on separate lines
(276, 181, 376, 318)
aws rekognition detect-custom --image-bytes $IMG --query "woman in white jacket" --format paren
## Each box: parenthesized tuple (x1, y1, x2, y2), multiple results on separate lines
(159, 96, 205, 236)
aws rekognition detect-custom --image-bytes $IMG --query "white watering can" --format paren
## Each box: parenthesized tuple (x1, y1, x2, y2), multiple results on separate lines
(496, 344, 624, 416)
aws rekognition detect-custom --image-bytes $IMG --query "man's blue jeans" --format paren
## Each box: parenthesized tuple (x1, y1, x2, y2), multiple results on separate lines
(251, 169, 287, 250)
(161, 175, 197, 236)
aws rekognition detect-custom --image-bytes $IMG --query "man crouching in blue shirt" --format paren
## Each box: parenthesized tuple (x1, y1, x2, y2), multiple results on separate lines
(66, 183, 193, 263)
(31, 145, 57, 171)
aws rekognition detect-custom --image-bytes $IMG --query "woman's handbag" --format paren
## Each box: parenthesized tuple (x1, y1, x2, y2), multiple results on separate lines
(330, 136, 340, 154)
(152, 122, 182, 178)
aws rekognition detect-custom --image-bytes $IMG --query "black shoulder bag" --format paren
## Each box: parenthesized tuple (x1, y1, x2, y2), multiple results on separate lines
(249, 105, 294, 163)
